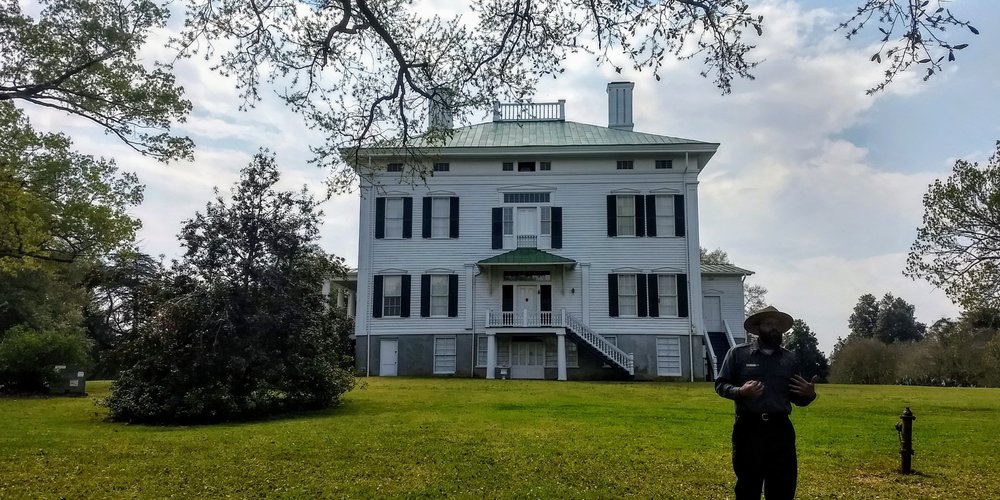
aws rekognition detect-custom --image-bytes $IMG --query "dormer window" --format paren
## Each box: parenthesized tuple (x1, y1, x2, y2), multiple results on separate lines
(518, 161, 536, 172)
(502, 161, 514, 171)
(655, 159, 673, 169)
(540, 161, 551, 171)
(433, 162, 450, 172)
(387, 163, 403, 172)
(616, 160, 634, 170)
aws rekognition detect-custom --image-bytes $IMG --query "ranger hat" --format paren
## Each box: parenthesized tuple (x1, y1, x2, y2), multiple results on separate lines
(744, 306, 794, 335)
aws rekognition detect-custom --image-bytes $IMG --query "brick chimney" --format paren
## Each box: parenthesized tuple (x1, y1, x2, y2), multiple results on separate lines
(607, 81, 634, 131)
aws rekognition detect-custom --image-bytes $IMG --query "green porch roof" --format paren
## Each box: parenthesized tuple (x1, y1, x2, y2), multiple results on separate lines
(477, 248, 577, 267)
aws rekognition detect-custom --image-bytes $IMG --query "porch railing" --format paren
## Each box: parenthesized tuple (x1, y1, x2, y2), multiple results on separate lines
(516, 234, 538, 248)
(487, 309, 561, 328)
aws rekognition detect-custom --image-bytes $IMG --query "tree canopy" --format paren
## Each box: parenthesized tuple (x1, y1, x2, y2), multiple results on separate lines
(782, 319, 829, 382)
(847, 292, 925, 344)
(0, 0, 193, 161)
(907, 141, 1000, 311)
(171, 0, 978, 189)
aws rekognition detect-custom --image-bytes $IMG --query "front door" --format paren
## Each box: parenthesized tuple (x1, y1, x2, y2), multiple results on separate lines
(380, 339, 398, 376)
(516, 285, 538, 317)
(510, 340, 545, 379)
(703, 296, 723, 332)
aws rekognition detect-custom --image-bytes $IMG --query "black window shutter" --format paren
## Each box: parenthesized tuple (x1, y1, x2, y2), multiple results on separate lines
(372, 275, 383, 318)
(502, 285, 513, 311)
(540, 285, 552, 312)
(400, 275, 411, 317)
(645, 195, 657, 237)
(647, 274, 659, 317)
(402, 197, 413, 239)
(636, 274, 648, 317)
(449, 197, 460, 238)
(448, 274, 459, 317)
(608, 274, 619, 317)
(375, 198, 386, 239)
(491, 208, 503, 249)
(551, 207, 562, 249)
(677, 273, 688, 318)
(635, 195, 646, 237)
(674, 195, 685, 237)
(420, 274, 430, 317)
(422, 197, 432, 238)
(606, 195, 617, 237)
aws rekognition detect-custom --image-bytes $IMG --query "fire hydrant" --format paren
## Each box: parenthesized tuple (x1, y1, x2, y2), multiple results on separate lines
(895, 407, 916, 474)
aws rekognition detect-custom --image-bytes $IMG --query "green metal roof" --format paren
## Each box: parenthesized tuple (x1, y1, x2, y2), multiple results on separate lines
(478, 248, 577, 267)
(414, 121, 713, 149)
(701, 264, 754, 276)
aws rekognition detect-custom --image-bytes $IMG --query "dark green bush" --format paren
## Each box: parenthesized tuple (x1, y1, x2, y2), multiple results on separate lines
(0, 326, 90, 394)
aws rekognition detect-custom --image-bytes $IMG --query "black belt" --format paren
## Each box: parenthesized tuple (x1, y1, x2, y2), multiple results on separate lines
(737, 412, 789, 422)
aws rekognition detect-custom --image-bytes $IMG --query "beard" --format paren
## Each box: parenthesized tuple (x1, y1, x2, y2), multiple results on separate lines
(757, 331, 782, 349)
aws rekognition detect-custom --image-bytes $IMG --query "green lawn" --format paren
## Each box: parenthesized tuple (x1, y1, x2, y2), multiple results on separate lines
(1, 379, 998, 498)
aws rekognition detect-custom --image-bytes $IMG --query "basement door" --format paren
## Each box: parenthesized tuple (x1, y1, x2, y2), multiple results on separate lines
(703, 296, 723, 332)
(510, 340, 545, 379)
(380, 339, 398, 376)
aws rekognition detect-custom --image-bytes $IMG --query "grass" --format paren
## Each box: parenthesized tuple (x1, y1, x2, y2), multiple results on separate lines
(1, 379, 999, 498)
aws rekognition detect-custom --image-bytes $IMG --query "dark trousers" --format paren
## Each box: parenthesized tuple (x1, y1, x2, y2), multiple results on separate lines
(731, 415, 797, 500)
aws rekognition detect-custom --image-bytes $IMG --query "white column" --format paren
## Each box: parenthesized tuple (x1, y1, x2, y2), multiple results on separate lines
(336, 288, 345, 309)
(486, 332, 497, 379)
(465, 263, 475, 330)
(685, 173, 705, 381)
(556, 331, 567, 381)
(347, 291, 356, 319)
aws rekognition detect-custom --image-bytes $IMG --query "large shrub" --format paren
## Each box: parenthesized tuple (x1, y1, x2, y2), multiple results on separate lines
(828, 337, 896, 385)
(104, 152, 355, 423)
(0, 326, 90, 394)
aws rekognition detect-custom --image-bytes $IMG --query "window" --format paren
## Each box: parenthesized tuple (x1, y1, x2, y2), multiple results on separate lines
(616, 195, 636, 236)
(434, 337, 457, 374)
(567, 340, 578, 367)
(540, 206, 552, 235)
(540, 161, 551, 171)
(616, 160, 634, 170)
(655, 159, 673, 169)
(433, 162, 449, 172)
(476, 336, 488, 367)
(503, 192, 550, 203)
(656, 337, 682, 376)
(430, 275, 449, 317)
(431, 197, 450, 238)
(545, 337, 557, 367)
(658, 275, 678, 317)
(387, 163, 403, 172)
(502, 207, 513, 235)
(518, 161, 536, 172)
(384, 198, 404, 238)
(497, 337, 510, 366)
(655, 195, 675, 236)
(618, 274, 638, 316)
(502, 161, 514, 171)
(383, 275, 403, 317)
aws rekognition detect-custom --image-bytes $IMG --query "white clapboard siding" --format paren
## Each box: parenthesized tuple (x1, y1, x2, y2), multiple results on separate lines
(703, 275, 749, 343)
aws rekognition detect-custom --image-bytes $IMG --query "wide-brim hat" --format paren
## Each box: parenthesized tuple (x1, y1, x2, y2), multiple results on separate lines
(744, 306, 794, 335)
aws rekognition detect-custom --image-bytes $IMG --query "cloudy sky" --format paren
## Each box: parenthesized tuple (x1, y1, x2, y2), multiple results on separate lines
(20, 0, 1000, 354)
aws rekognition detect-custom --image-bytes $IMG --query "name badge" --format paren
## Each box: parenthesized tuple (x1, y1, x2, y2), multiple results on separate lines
(746, 363, 759, 368)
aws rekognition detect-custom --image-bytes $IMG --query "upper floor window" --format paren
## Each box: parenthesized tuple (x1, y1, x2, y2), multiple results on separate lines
(655, 195, 676, 236)
(383, 275, 403, 317)
(502, 161, 514, 171)
(540, 161, 551, 171)
(429, 275, 450, 317)
(541, 206, 552, 235)
(385, 198, 404, 238)
(616, 160, 634, 170)
(518, 161, 536, 172)
(431, 197, 450, 237)
(502, 207, 514, 235)
(655, 159, 673, 169)
(616, 195, 636, 236)
(387, 163, 403, 172)
(433, 162, 450, 172)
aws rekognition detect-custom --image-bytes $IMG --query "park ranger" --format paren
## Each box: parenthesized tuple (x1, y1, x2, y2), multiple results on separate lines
(715, 306, 818, 500)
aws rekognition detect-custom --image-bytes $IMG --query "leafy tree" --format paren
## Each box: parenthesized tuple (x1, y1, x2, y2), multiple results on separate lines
(1, 0, 192, 161)
(105, 152, 355, 424)
(0, 325, 90, 393)
(828, 337, 896, 385)
(848, 293, 878, 339)
(700, 246, 768, 315)
(782, 319, 829, 382)
(907, 142, 1000, 311)
(874, 293, 926, 343)
(1, 103, 144, 267)
(172, 1, 977, 189)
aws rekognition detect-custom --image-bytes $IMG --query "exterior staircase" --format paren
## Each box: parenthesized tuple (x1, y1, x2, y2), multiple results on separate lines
(707, 331, 731, 374)
(564, 313, 634, 375)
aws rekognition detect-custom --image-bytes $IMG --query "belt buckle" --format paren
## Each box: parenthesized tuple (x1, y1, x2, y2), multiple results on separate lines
(761, 412, 770, 422)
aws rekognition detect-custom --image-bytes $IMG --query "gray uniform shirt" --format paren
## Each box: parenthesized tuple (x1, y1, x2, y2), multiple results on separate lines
(714, 339, 817, 415)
